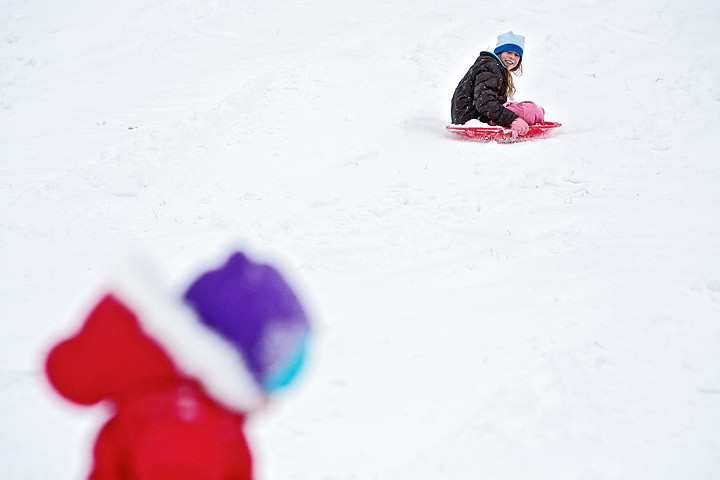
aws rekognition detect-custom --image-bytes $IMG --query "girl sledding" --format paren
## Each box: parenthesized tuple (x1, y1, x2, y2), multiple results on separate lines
(448, 31, 560, 143)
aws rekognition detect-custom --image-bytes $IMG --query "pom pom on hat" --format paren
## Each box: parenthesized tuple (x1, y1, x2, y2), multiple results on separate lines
(493, 31, 525, 60)
(184, 252, 311, 394)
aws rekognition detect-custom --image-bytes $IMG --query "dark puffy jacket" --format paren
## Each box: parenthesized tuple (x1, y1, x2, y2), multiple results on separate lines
(451, 51, 518, 127)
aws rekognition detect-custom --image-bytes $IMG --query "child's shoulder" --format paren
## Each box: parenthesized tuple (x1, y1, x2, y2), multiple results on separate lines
(473, 51, 504, 71)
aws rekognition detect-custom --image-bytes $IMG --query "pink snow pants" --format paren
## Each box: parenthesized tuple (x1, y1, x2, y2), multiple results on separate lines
(504, 101, 545, 125)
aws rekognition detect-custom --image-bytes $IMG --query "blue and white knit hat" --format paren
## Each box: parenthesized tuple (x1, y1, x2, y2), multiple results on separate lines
(493, 31, 525, 60)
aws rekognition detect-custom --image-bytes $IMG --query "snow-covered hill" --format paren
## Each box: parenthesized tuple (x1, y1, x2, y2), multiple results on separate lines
(2, 0, 719, 478)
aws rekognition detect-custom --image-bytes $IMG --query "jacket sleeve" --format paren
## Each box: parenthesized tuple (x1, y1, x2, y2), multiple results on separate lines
(472, 71, 518, 127)
(89, 419, 123, 480)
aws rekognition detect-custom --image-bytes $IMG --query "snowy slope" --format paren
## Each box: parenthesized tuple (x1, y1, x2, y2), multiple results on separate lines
(2, 0, 719, 478)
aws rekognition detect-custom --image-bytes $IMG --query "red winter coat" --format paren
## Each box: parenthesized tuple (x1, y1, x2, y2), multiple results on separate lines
(45, 295, 253, 480)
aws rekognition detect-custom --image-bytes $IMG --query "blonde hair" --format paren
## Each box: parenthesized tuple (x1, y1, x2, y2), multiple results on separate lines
(506, 63, 523, 99)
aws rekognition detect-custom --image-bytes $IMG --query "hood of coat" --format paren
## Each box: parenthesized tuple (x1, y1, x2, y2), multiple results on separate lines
(45, 250, 307, 413)
(481, 50, 508, 70)
(45, 294, 184, 406)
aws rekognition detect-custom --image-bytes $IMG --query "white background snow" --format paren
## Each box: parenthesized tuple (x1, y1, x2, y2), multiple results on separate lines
(2, 0, 720, 478)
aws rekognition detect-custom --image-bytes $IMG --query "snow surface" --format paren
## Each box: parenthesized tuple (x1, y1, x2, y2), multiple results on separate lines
(2, 0, 720, 478)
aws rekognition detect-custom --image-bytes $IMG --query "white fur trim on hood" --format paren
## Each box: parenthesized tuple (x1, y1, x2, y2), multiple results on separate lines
(106, 255, 267, 412)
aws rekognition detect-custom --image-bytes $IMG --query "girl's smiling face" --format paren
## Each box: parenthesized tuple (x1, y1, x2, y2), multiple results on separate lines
(499, 50, 521, 70)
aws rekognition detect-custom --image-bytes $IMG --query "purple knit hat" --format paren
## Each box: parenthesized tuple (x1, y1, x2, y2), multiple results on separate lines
(183, 252, 311, 394)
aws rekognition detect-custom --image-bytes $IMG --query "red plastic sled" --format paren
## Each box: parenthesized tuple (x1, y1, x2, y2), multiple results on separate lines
(446, 121, 562, 143)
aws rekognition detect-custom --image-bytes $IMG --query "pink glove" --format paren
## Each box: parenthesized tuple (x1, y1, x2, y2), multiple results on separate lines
(510, 117, 529, 135)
